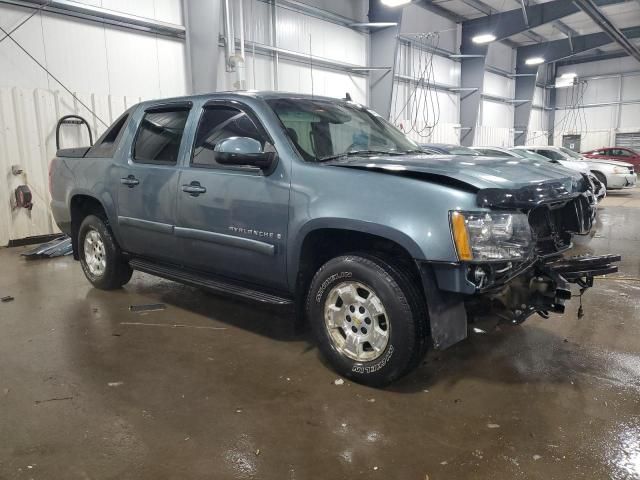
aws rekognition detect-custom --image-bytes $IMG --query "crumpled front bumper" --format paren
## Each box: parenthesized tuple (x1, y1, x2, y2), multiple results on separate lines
(607, 173, 637, 189)
(419, 253, 621, 350)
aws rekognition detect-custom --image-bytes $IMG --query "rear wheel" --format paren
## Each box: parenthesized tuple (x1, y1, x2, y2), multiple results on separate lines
(78, 215, 132, 290)
(306, 253, 428, 387)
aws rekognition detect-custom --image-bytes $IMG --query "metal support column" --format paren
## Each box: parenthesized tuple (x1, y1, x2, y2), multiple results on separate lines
(459, 31, 487, 146)
(367, 0, 402, 119)
(184, 0, 223, 94)
(513, 55, 538, 145)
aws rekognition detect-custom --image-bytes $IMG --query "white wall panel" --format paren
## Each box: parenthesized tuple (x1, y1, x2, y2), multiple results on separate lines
(391, 83, 459, 125)
(0, 87, 136, 246)
(622, 74, 640, 99)
(156, 36, 188, 97)
(486, 42, 514, 73)
(275, 6, 366, 66)
(533, 86, 545, 108)
(40, 14, 111, 95)
(620, 104, 640, 130)
(400, 4, 458, 54)
(237, 0, 272, 46)
(483, 71, 514, 98)
(475, 126, 514, 147)
(402, 123, 460, 144)
(104, 28, 161, 97)
(529, 108, 548, 132)
(0, 9, 187, 99)
(480, 100, 513, 129)
(0, 5, 50, 90)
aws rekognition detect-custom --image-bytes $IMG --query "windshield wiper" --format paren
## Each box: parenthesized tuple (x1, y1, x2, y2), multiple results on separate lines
(318, 150, 403, 162)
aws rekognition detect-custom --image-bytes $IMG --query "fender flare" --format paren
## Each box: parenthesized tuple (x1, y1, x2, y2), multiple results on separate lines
(288, 217, 426, 289)
(68, 189, 121, 256)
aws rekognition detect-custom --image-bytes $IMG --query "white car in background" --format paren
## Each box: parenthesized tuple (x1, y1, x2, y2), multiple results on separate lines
(473, 146, 606, 201)
(510, 146, 591, 175)
(518, 145, 637, 191)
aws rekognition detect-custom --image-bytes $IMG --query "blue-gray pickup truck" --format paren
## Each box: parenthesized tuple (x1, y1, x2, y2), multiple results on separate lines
(49, 91, 619, 386)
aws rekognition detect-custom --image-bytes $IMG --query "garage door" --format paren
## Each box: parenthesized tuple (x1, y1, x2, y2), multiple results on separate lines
(616, 132, 640, 150)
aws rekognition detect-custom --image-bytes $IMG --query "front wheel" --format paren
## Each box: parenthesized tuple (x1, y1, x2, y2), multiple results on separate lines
(306, 254, 428, 387)
(78, 215, 132, 290)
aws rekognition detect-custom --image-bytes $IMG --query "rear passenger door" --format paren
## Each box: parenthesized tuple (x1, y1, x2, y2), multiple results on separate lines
(175, 101, 290, 291)
(116, 103, 192, 262)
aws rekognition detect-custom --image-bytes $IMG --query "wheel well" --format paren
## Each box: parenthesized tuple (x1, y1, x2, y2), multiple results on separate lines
(591, 170, 607, 187)
(296, 228, 423, 298)
(69, 195, 108, 259)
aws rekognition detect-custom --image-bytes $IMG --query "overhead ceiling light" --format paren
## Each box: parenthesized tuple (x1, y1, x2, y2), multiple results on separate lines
(381, 0, 411, 6)
(561, 72, 577, 78)
(525, 57, 545, 65)
(472, 33, 496, 44)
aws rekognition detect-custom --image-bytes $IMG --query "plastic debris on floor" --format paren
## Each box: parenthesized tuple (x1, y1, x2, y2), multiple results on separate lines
(21, 235, 72, 259)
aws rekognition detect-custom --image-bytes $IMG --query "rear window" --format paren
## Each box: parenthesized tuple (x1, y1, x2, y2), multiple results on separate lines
(133, 108, 190, 165)
(86, 110, 132, 158)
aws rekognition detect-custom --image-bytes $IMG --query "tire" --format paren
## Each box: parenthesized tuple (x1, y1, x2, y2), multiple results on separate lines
(78, 214, 132, 290)
(306, 253, 428, 387)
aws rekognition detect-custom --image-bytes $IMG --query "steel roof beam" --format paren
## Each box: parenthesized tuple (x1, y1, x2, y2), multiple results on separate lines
(516, 25, 640, 66)
(462, 0, 627, 42)
(573, 0, 640, 62)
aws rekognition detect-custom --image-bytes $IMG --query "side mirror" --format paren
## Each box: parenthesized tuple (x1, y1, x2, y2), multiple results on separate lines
(214, 137, 275, 169)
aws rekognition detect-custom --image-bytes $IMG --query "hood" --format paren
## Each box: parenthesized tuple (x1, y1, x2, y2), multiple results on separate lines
(323, 153, 584, 191)
(558, 159, 590, 174)
(583, 157, 634, 168)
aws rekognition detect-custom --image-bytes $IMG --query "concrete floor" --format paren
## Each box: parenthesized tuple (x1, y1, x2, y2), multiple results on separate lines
(1, 191, 639, 480)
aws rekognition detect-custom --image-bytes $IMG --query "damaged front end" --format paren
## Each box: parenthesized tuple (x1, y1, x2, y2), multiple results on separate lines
(424, 175, 621, 349)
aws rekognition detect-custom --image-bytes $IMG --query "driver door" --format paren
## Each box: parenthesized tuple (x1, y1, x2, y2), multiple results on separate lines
(175, 102, 290, 290)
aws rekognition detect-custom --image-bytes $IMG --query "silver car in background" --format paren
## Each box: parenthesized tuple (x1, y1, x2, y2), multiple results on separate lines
(520, 145, 637, 191)
(473, 146, 606, 201)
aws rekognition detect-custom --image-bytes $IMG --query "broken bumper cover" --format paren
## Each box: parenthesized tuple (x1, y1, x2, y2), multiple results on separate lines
(419, 253, 621, 350)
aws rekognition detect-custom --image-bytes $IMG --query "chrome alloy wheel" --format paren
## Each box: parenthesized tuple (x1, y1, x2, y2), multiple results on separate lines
(83, 229, 106, 277)
(324, 281, 390, 362)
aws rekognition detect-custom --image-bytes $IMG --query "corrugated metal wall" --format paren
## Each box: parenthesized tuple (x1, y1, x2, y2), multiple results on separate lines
(216, 0, 369, 103)
(391, 7, 461, 145)
(0, 87, 138, 246)
(554, 58, 640, 151)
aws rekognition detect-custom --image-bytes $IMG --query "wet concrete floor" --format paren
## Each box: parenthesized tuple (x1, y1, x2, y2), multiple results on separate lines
(1, 190, 639, 479)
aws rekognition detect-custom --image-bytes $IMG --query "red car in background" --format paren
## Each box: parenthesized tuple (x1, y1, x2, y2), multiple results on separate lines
(583, 147, 640, 170)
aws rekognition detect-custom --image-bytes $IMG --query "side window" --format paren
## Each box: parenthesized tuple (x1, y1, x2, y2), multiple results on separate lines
(133, 108, 190, 165)
(192, 106, 268, 168)
(536, 150, 554, 160)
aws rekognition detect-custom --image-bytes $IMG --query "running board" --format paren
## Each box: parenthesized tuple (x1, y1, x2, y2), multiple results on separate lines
(129, 259, 293, 305)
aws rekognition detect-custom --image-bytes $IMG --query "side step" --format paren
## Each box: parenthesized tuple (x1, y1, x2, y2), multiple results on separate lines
(129, 259, 293, 306)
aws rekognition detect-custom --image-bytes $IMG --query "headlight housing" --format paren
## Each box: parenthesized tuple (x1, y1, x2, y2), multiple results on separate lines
(450, 211, 533, 261)
(612, 166, 630, 174)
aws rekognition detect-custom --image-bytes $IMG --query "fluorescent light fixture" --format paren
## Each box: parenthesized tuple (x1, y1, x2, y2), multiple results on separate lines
(472, 33, 496, 44)
(525, 57, 545, 65)
(561, 72, 577, 79)
(381, 0, 411, 6)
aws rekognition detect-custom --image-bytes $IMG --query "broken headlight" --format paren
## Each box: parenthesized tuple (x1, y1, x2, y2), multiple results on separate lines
(450, 211, 533, 261)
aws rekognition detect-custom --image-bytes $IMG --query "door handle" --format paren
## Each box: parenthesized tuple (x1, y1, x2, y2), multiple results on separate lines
(182, 182, 207, 196)
(120, 175, 140, 188)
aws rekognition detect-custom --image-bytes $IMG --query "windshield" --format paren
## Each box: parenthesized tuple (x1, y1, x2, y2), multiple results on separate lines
(266, 98, 419, 162)
(559, 147, 583, 159)
(445, 146, 479, 156)
(511, 149, 552, 162)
